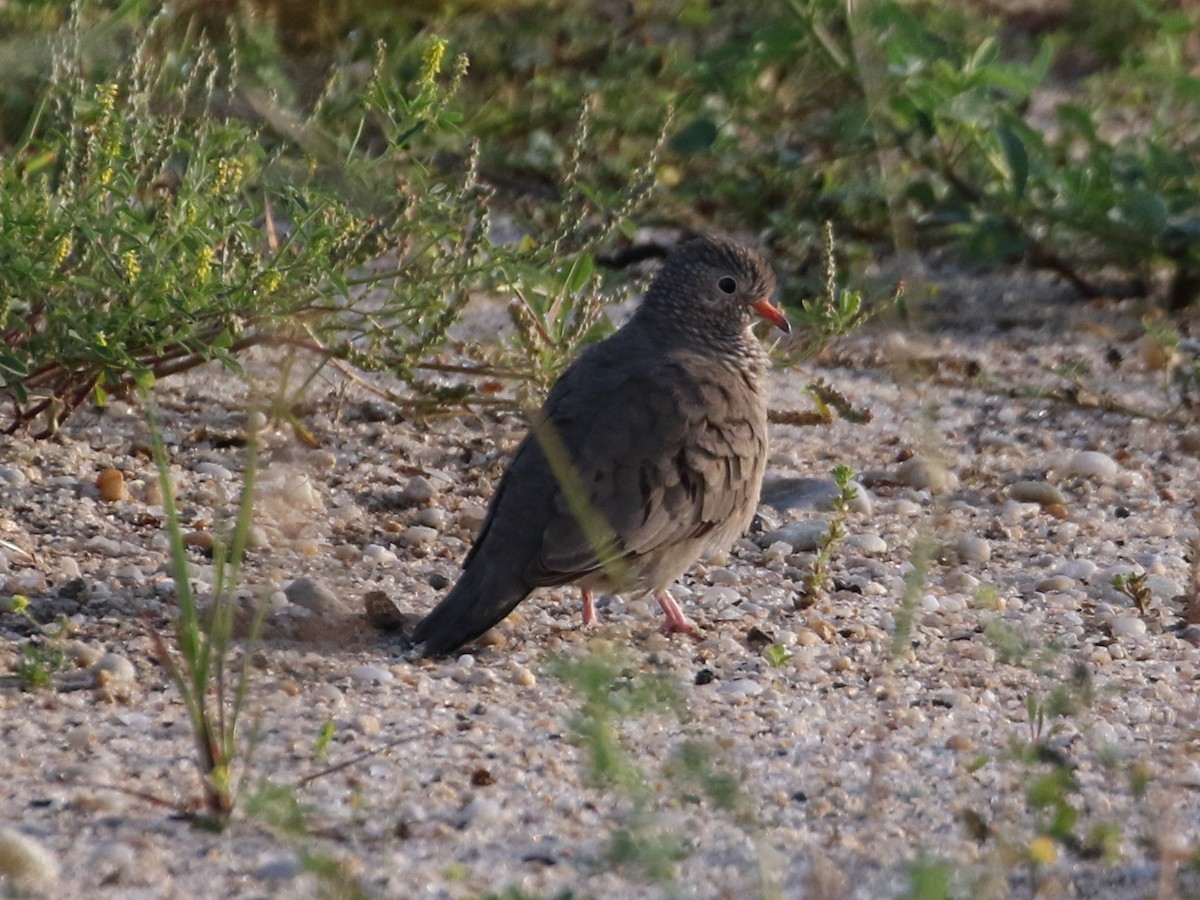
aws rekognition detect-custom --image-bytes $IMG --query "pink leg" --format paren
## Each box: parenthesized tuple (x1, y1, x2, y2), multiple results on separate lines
(655, 591, 700, 639)
(581, 588, 598, 627)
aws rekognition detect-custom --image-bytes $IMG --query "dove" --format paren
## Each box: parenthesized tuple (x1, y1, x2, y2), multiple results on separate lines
(411, 235, 787, 656)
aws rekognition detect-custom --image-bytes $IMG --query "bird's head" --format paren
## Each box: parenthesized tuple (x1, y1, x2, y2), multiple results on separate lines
(642, 236, 788, 343)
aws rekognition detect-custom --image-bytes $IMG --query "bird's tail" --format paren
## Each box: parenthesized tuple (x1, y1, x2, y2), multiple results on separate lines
(410, 564, 531, 657)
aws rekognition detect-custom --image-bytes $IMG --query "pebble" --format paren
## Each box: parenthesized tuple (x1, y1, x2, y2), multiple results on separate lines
(760, 520, 828, 552)
(1059, 559, 1097, 582)
(510, 664, 536, 687)
(194, 461, 233, 481)
(348, 665, 394, 685)
(91, 653, 135, 688)
(255, 856, 301, 881)
(402, 475, 437, 505)
(718, 678, 764, 699)
(0, 465, 28, 486)
(1008, 480, 1066, 507)
(1036, 575, 1076, 593)
(285, 578, 348, 616)
(0, 828, 60, 888)
(1111, 617, 1147, 640)
(760, 477, 873, 515)
(845, 533, 887, 555)
(400, 526, 438, 547)
(96, 468, 127, 502)
(954, 535, 991, 564)
(1065, 450, 1119, 481)
(183, 531, 215, 552)
(354, 714, 383, 736)
(362, 544, 399, 565)
(416, 507, 446, 528)
(707, 567, 741, 586)
(895, 457, 956, 493)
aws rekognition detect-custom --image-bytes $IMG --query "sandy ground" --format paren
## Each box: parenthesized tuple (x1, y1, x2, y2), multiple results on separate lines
(2, 267, 1200, 899)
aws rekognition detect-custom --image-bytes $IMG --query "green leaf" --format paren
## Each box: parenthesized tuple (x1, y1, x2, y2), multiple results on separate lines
(566, 253, 595, 295)
(670, 119, 719, 154)
(997, 125, 1029, 199)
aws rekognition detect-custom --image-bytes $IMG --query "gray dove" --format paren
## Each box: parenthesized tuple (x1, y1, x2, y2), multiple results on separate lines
(412, 235, 787, 657)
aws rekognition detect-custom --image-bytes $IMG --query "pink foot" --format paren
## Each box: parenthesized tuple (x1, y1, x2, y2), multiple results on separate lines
(655, 591, 701, 640)
(581, 588, 599, 628)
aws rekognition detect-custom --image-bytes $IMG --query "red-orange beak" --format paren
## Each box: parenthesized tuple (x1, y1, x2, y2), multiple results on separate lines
(752, 298, 790, 334)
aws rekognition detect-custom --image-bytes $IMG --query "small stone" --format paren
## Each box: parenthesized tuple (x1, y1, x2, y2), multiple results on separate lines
(285, 578, 348, 616)
(246, 525, 270, 549)
(760, 520, 828, 552)
(402, 475, 437, 505)
(895, 457, 956, 493)
(945, 734, 974, 752)
(1178, 625, 1200, 647)
(183, 531, 215, 552)
(363, 591, 408, 631)
(1111, 616, 1146, 640)
(955, 535, 991, 564)
(353, 714, 382, 736)
(416, 507, 446, 529)
(195, 461, 233, 481)
(718, 678, 763, 699)
(791, 627, 818, 647)
(401, 526, 438, 547)
(96, 468, 127, 502)
(1008, 481, 1066, 507)
(348, 665, 394, 685)
(707, 567, 741, 586)
(845, 533, 887, 555)
(0, 827, 60, 888)
(458, 503, 487, 530)
(1059, 560, 1097, 581)
(1036, 575, 1076, 592)
(1065, 450, 1119, 481)
(510, 664, 536, 687)
(91, 653, 135, 688)
(362, 544, 399, 565)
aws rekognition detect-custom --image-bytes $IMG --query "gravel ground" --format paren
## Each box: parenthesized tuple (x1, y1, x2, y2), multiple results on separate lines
(2, 269, 1200, 899)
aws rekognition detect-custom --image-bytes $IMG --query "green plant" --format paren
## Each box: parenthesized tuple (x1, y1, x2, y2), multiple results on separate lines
(837, 0, 1200, 306)
(551, 648, 747, 883)
(889, 531, 933, 665)
(801, 463, 858, 599)
(762, 643, 793, 667)
(5, 594, 70, 691)
(1111, 571, 1153, 615)
(146, 404, 265, 829)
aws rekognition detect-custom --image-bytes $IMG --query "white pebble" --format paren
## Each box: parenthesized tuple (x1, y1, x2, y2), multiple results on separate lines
(348, 665, 394, 685)
(707, 567, 741, 586)
(955, 535, 991, 564)
(194, 461, 233, 481)
(1059, 560, 1097, 582)
(1111, 617, 1146, 640)
(718, 678, 763, 698)
(0, 828, 60, 888)
(401, 526, 438, 546)
(1065, 450, 1119, 481)
(362, 544, 398, 565)
(91, 654, 135, 686)
(402, 475, 436, 504)
(416, 507, 446, 528)
(845, 533, 887, 555)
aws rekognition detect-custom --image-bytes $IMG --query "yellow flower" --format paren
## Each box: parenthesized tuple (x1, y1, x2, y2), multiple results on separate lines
(421, 38, 447, 84)
(195, 245, 214, 284)
(121, 250, 141, 283)
(1028, 835, 1057, 865)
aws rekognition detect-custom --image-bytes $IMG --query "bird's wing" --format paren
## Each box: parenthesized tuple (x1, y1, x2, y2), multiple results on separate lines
(526, 341, 765, 587)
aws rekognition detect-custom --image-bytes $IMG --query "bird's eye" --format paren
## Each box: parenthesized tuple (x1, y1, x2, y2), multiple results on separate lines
(717, 276, 737, 294)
